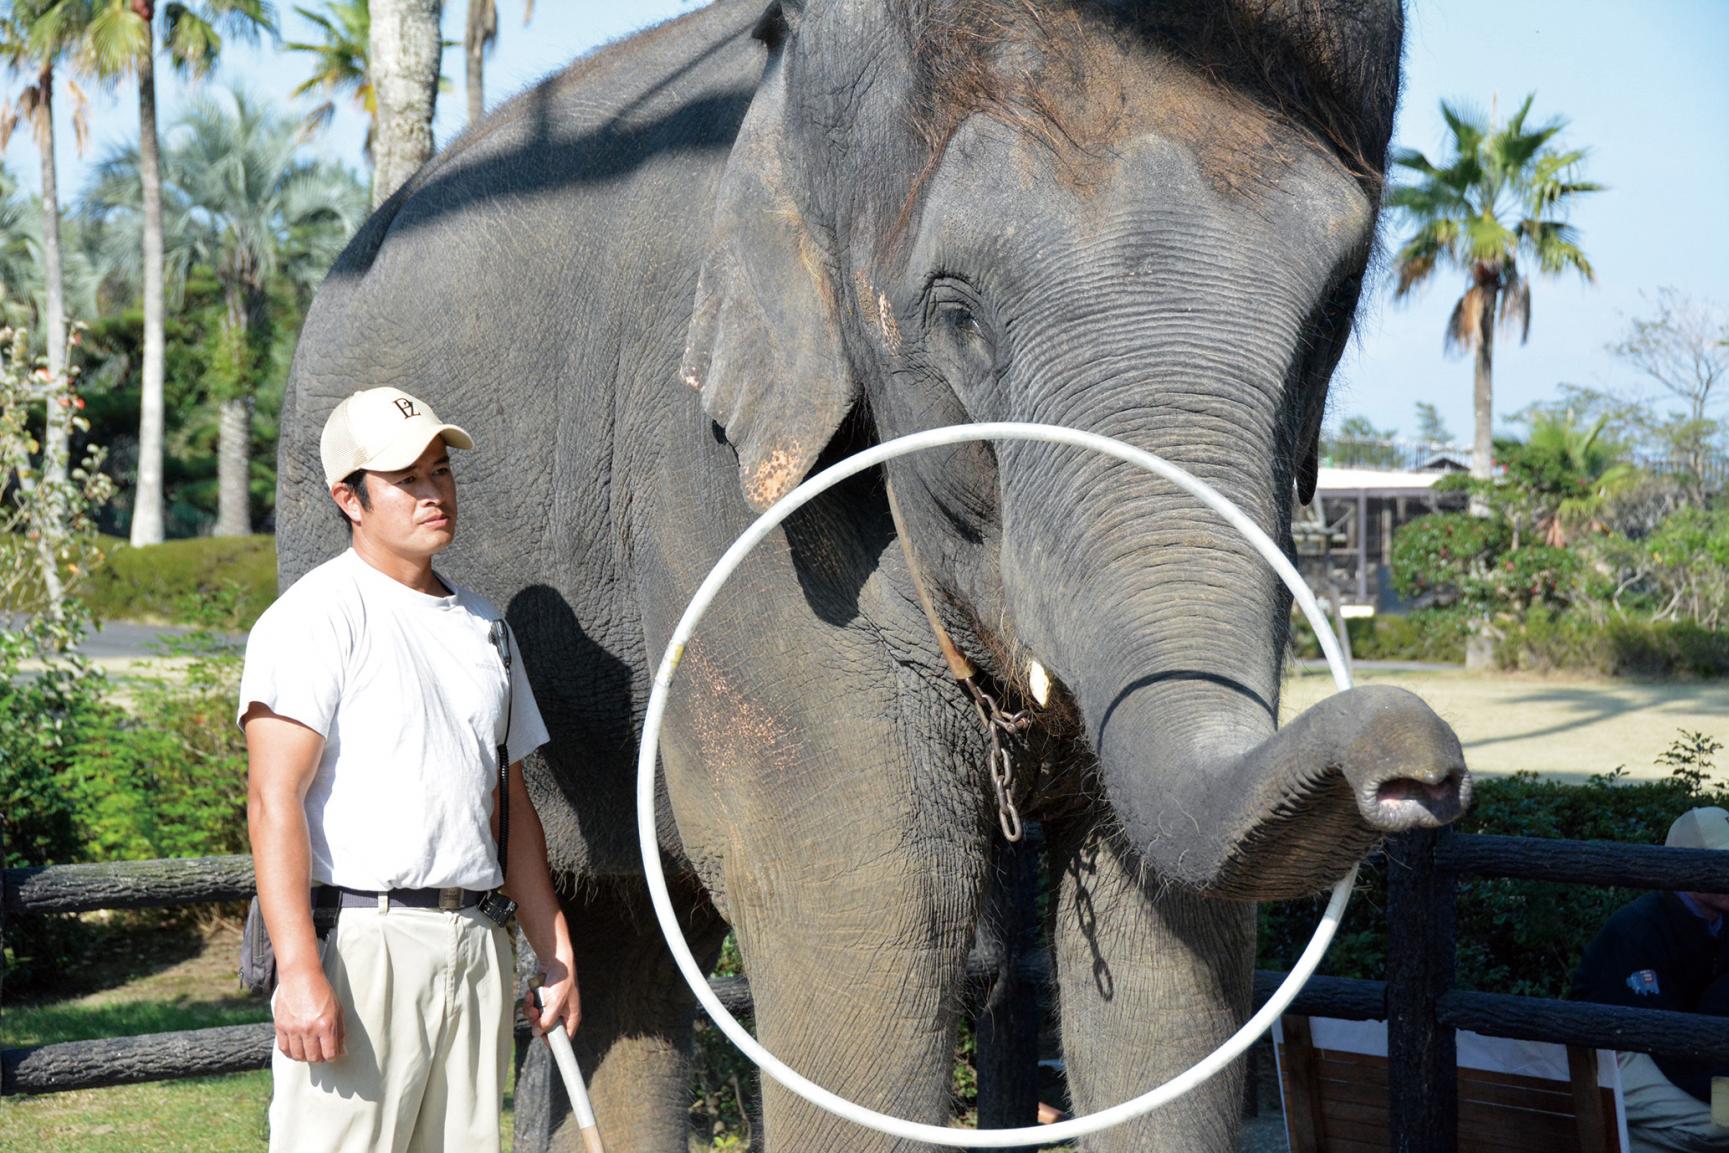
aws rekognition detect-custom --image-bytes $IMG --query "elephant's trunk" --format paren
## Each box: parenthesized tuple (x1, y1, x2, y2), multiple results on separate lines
(999, 441, 1469, 900)
(1084, 671, 1469, 900)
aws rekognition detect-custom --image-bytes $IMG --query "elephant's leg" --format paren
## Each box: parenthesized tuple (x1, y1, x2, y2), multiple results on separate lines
(1048, 819, 1255, 1153)
(729, 836, 988, 1152)
(516, 879, 728, 1153)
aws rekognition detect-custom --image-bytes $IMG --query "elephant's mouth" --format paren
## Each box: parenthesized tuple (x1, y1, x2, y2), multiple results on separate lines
(1368, 768, 1471, 829)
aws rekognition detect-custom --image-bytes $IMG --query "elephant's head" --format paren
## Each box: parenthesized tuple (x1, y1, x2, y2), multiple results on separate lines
(683, 0, 1468, 899)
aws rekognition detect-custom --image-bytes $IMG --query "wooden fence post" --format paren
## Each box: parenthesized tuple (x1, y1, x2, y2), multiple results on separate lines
(1386, 827, 1457, 1153)
(1, 822, 7, 1071)
(974, 825, 1042, 1144)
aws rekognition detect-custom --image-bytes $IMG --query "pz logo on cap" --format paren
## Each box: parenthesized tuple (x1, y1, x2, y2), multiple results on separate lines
(394, 398, 420, 419)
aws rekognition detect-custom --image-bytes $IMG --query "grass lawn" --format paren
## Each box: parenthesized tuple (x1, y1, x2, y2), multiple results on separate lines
(0, 923, 518, 1153)
(1282, 664, 1729, 782)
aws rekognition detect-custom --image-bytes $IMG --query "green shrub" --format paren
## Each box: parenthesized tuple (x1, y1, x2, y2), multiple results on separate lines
(1494, 609, 1729, 678)
(79, 534, 277, 629)
(1291, 610, 1471, 663)
(0, 615, 110, 869)
(64, 625, 250, 861)
(1605, 617, 1729, 679)
(1259, 732, 1728, 999)
(1, 612, 249, 994)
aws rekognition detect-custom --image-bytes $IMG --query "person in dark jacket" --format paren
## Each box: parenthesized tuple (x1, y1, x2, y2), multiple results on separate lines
(1572, 807, 1729, 1152)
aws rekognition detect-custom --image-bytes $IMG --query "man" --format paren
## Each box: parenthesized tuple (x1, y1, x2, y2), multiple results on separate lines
(242, 386, 577, 1153)
(1572, 807, 1729, 1152)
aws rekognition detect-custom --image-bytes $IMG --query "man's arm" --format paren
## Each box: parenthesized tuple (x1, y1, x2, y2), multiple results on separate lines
(245, 703, 345, 1063)
(496, 762, 579, 1039)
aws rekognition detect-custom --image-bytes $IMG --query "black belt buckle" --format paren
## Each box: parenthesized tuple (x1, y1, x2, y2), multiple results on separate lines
(477, 890, 516, 926)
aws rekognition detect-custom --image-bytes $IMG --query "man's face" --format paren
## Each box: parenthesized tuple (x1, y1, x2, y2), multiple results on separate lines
(1690, 890, 1729, 920)
(334, 438, 458, 560)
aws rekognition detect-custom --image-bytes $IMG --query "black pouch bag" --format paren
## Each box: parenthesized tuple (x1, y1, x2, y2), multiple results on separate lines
(239, 896, 276, 995)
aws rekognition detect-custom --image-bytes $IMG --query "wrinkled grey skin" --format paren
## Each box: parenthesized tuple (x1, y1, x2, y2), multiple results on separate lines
(277, 2, 1470, 1149)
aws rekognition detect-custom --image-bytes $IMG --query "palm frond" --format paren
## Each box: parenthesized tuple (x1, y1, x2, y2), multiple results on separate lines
(1499, 269, 1531, 345)
(164, 4, 222, 76)
(66, 76, 88, 156)
(80, 0, 150, 77)
(1444, 285, 1487, 357)
(1392, 218, 1459, 297)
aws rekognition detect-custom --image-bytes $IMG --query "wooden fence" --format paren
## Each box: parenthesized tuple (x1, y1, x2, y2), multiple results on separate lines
(7, 829, 1729, 1152)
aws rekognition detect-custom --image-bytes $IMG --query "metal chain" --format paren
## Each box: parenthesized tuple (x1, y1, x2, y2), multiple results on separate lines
(962, 677, 1033, 842)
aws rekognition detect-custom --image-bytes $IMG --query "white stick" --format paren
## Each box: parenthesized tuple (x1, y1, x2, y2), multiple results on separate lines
(537, 989, 604, 1153)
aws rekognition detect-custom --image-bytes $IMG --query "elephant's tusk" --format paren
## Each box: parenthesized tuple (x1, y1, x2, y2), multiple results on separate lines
(1028, 658, 1051, 707)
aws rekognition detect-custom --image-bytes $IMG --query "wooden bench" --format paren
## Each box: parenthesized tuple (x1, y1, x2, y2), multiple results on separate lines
(1273, 1015, 1629, 1153)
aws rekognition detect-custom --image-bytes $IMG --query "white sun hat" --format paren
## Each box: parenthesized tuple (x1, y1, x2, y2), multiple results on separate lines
(1668, 807, 1729, 852)
(320, 387, 475, 487)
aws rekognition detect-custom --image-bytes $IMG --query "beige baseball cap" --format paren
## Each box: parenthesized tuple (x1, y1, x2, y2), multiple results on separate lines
(320, 387, 475, 487)
(1667, 807, 1729, 851)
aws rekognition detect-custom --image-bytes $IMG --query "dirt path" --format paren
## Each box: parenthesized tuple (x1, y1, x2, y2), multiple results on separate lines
(1282, 666, 1729, 783)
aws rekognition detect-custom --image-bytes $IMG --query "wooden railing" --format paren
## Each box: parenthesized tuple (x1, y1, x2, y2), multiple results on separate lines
(8, 831, 1729, 1153)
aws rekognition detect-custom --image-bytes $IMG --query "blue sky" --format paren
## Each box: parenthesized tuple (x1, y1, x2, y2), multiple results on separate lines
(6, 0, 1726, 446)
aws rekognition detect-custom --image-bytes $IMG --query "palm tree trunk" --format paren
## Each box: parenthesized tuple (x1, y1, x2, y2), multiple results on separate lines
(37, 64, 68, 491)
(130, 24, 167, 546)
(1464, 282, 1500, 671)
(214, 287, 251, 537)
(465, 0, 486, 126)
(370, 0, 443, 209)
(215, 397, 251, 536)
(1471, 285, 1498, 483)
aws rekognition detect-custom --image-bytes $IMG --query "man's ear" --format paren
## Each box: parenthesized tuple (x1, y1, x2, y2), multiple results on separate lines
(681, 13, 856, 512)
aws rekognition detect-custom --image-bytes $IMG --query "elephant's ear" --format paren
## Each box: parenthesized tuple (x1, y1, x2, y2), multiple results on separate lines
(1296, 397, 1325, 505)
(682, 14, 855, 512)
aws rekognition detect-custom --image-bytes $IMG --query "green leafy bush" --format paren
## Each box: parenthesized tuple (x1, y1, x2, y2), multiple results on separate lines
(1291, 610, 1471, 663)
(1, 612, 249, 994)
(1496, 609, 1729, 678)
(1259, 731, 1728, 999)
(79, 534, 277, 629)
(0, 613, 109, 869)
(1390, 512, 1576, 614)
(1390, 512, 1509, 610)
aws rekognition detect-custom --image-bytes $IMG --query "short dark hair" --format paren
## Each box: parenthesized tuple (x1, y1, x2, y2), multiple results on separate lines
(336, 469, 371, 531)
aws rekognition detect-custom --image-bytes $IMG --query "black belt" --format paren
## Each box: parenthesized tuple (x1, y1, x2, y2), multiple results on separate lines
(313, 885, 487, 912)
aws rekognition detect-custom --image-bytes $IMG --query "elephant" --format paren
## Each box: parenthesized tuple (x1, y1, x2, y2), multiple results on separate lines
(275, 1, 1471, 1150)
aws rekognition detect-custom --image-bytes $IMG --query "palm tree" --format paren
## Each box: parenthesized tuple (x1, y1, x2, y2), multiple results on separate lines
(86, 88, 364, 536)
(368, 0, 440, 209)
(286, 0, 374, 162)
(1388, 94, 1601, 485)
(43, 0, 275, 545)
(463, 0, 529, 127)
(3, 0, 91, 487)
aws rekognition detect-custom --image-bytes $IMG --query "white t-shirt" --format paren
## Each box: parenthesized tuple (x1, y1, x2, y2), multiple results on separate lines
(237, 548, 550, 891)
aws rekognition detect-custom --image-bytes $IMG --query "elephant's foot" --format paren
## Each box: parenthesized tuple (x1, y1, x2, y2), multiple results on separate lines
(1047, 819, 1254, 1153)
(515, 878, 728, 1153)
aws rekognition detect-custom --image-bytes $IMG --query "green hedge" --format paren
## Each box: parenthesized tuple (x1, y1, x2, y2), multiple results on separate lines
(1290, 610, 1471, 663)
(81, 535, 277, 630)
(1258, 733, 1727, 998)
(1293, 609, 1729, 678)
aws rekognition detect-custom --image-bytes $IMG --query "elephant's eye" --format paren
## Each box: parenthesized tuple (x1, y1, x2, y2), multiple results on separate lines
(921, 279, 1001, 403)
(940, 303, 983, 341)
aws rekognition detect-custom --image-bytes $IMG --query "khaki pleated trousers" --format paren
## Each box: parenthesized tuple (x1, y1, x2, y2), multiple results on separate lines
(268, 903, 513, 1153)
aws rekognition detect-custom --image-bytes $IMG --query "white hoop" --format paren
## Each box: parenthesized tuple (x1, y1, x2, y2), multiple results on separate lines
(637, 422, 1356, 1146)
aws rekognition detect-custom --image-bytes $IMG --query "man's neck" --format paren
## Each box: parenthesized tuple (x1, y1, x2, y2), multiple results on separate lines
(351, 534, 447, 596)
(1679, 891, 1724, 937)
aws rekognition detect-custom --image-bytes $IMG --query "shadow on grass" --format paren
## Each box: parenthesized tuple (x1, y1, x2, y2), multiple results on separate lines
(2, 996, 271, 1048)
(2, 909, 257, 1007)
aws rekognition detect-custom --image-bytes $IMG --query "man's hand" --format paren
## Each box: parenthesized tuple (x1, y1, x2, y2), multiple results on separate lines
(274, 964, 346, 1063)
(526, 955, 581, 1040)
